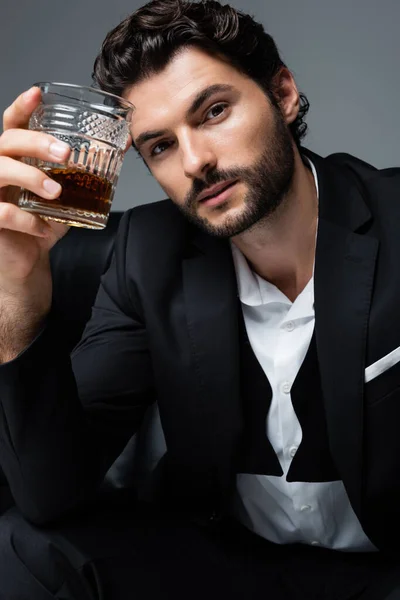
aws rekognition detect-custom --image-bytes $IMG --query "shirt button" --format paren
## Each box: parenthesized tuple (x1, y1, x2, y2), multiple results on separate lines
(300, 505, 312, 512)
(281, 382, 291, 394)
(289, 446, 298, 458)
(285, 321, 295, 332)
(311, 541, 320, 546)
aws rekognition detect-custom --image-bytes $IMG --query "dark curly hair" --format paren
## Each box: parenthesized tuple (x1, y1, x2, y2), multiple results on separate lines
(92, 0, 309, 147)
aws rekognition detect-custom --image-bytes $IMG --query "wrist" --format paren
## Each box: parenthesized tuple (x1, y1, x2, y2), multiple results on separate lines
(0, 298, 49, 364)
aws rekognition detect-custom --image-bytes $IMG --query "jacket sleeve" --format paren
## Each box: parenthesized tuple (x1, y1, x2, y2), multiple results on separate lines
(0, 210, 155, 524)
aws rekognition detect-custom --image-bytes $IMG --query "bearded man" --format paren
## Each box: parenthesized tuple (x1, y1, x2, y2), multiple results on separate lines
(0, 1, 399, 599)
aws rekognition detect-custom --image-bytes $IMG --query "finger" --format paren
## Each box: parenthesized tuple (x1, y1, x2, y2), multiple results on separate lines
(0, 156, 62, 202)
(0, 129, 70, 162)
(0, 202, 51, 238)
(38, 220, 70, 252)
(3, 87, 41, 132)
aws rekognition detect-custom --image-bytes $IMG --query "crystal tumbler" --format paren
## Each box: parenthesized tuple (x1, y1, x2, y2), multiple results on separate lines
(19, 82, 134, 229)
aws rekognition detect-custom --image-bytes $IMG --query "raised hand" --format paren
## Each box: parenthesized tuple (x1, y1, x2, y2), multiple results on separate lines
(0, 87, 71, 361)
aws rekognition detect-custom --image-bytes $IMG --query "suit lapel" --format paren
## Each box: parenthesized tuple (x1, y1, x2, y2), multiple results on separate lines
(310, 152, 379, 514)
(182, 232, 243, 478)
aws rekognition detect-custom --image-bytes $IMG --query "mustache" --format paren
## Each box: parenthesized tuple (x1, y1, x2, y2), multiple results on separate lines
(184, 167, 249, 208)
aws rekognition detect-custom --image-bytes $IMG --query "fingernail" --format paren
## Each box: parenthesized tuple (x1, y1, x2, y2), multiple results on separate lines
(49, 141, 70, 159)
(23, 88, 37, 102)
(43, 179, 62, 196)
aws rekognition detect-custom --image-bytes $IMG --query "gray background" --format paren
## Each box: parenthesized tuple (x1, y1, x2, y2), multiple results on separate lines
(1, 0, 399, 211)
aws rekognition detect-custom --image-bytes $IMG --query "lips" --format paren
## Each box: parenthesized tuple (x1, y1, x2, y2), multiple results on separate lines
(198, 180, 237, 203)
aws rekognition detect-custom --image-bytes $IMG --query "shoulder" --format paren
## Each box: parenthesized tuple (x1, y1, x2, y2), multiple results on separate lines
(113, 200, 194, 281)
(325, 152, 400, 190)
(306, 150, 400, 215)
(326, 154, 400, 230)
(118, 199, 190, 251)
(126, 198, 186, 229)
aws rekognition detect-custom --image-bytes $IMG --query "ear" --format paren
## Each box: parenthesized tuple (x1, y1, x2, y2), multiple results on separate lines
(272, 67, 300, 126)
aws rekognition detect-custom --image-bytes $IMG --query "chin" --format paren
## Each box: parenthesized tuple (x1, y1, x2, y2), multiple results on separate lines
(199, 205, 251, 238)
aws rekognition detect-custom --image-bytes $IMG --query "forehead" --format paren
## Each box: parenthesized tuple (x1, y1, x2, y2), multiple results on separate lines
(124, 47, 249, 134)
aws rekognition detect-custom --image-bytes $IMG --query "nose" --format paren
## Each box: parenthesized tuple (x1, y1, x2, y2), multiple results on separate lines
(180, 130, 217, 180)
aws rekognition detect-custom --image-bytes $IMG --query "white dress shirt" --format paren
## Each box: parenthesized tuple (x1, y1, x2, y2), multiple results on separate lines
(230, 159, 376, 552)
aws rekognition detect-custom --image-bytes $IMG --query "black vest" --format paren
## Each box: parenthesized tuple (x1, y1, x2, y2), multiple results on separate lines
(238, 310, 340, 482)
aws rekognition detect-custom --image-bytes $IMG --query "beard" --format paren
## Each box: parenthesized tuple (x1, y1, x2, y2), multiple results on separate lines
(175, 106, 296, 238)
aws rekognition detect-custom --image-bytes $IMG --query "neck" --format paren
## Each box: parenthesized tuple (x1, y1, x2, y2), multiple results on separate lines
(231, 148, 318, 302)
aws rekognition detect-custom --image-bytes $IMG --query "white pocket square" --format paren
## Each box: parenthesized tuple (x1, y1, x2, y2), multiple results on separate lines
(365, 345, 400, 383)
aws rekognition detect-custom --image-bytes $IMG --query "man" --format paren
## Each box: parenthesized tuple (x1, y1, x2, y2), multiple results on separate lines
(0, 0, 399, 598)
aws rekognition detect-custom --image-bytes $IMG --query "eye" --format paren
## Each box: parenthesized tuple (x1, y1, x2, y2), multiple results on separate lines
(204, 102, 228, 122)
(150, 140, 173, 158)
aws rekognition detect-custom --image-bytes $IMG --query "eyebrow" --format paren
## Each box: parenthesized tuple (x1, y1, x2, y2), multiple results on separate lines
(133, 83, 235, 151)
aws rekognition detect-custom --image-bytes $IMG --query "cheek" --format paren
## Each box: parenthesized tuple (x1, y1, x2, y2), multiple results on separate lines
(208, 106, 271, 163)
(151, 165, 190, 205)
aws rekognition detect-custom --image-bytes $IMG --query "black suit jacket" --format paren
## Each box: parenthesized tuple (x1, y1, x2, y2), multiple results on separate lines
(0, 150, 399, 552)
